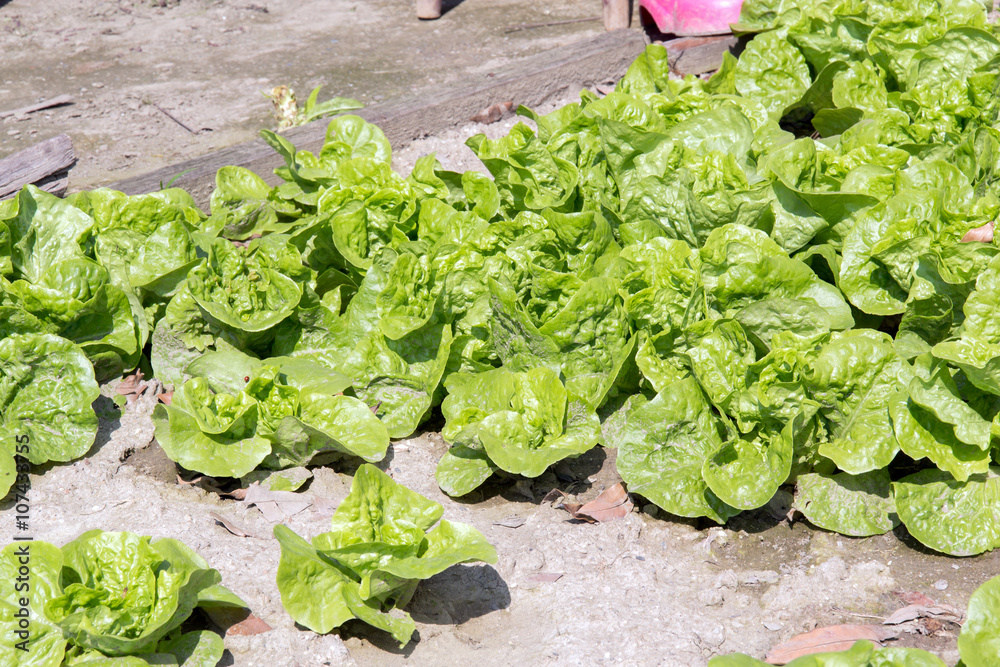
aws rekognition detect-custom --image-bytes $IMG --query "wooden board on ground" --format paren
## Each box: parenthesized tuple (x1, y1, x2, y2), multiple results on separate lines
(663, 34, 739, 75)
(0, 133, 76, 200)
(109, 29, 648, 208)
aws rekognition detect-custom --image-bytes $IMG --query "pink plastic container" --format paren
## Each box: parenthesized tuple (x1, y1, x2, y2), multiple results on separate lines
(639, 0, 744, 36)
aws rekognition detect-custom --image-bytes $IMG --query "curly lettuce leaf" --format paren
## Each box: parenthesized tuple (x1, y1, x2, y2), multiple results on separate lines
(616, 377, 738, 523)
(794, 469, 898, 537)
(893, 468, 1000, 556)
(0, 333, 99, 469)
(959, 575, 1000, 667)
(47, 531, 222, 657)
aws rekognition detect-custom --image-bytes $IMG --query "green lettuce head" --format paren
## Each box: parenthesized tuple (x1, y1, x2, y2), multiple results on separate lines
(275, 464, 497, 647)
(0, 531, 245, 666)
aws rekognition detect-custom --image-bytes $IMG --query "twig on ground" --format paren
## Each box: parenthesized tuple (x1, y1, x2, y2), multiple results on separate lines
(147, 100, 199, 134)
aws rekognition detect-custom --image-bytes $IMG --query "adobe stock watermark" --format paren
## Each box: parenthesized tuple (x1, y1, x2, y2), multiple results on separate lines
(11, 434, 32, 653)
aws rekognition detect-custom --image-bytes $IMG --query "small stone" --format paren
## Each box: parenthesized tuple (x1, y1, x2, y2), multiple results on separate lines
(714, 570, 739, 589)
(764, 621, 784, 631)
(698, 589, 724, 607)
(934, 580, 948, 591)
(695, 623, 726, 647)
(741, 570, 780, 585)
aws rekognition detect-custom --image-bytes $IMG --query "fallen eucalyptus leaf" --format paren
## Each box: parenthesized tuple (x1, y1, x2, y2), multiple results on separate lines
(764, 624, 900, 664)
(562, 483, 633, 523)
(204, 607, 273, 636)
(961, 221, 994, 243)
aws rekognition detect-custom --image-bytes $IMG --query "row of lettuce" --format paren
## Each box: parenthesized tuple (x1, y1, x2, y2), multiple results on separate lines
(0, 466, 497, 663)
(1, 0, 999, 557)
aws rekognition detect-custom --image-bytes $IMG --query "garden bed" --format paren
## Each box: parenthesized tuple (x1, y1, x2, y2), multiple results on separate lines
(2, 0, 1000, 665)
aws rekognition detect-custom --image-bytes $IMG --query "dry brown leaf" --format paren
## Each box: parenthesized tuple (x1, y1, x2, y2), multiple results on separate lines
(541, 488, 565, 504)
(884, 602, 963, 625)
(894, 591, 938, 607)
(242, 482, 312, 522)
(885, 591, 963, 626)
(884, 605, 923, 625)
(116, 370, 168, 405)
(471, 100, 515, 124)
(563, 483, 633, 523)
(116, 370, 145, 396)
(765, 624, 899, 664)
(208, 511, 256, 538)
(176, 474, 225, 493)
(918, 618, 944, 635)
(961, 220, 994, 243)
(176, 474, 203, 486)
(204, 607, 272, 636)
(157, 391, 173, 405)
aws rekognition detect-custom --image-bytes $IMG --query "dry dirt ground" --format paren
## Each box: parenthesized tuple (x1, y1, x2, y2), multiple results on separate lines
(0, 0, 608, 189)
(2, 1, 1000, 666)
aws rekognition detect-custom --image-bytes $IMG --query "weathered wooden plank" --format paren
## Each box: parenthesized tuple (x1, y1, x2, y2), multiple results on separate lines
(0, 133, 76, 200)
(110, 29, 648, 208)
(664, 34, 739, 75)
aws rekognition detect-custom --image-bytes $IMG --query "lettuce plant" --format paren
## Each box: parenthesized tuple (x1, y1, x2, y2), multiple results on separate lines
(152, 357, 389, 478)
(435, 366, 601, 496)
(274, 464, 496, 646)
(0, 186, 143, 381)
(0, 333, 100, 498)
(0, 530, 246, 666)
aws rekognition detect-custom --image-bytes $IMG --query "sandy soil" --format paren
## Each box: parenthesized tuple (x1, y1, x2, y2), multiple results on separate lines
(3, 1, 1000, 666)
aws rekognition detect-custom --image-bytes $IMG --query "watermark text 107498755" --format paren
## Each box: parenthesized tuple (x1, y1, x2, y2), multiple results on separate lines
(12, 434, 32, 653)
(14, 435, 31, 540)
